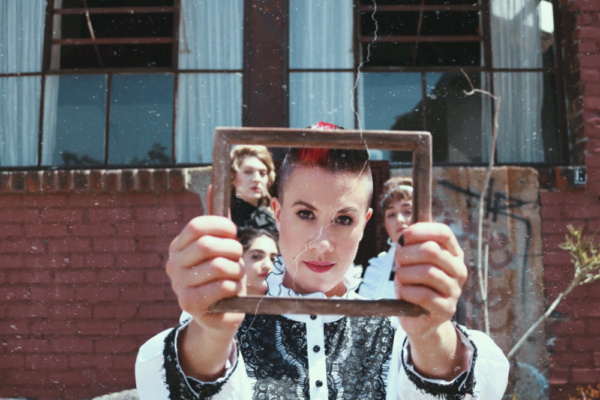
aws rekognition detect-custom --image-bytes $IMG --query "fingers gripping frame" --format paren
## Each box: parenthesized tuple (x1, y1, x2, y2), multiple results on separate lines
(209, 127, 432, 317)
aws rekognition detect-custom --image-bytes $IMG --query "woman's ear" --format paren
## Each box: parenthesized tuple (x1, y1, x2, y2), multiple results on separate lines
(271, 197, 282, 231)
(364, 207, 373, 228)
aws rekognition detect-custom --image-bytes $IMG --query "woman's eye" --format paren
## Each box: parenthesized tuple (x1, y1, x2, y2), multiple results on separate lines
(336, 215, 353, 226)
(250, 252, 264, 261)
(260, 171, 267, 177)
(296, 210, 314, 220)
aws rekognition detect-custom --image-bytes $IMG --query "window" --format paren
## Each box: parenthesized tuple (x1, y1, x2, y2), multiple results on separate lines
(288, 0, 566, 165)
(0, 0, 243, 168)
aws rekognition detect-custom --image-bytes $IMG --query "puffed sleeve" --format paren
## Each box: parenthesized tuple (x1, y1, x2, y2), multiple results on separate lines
(135, 322, 253, 400)
(388, 324, 509, 400)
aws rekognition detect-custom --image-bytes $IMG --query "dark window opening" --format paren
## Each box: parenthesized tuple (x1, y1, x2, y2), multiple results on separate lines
(50, 0, 175, 70)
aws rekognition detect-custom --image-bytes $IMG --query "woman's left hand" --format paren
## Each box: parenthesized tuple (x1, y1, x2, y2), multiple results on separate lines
(393, 222, 470, 379)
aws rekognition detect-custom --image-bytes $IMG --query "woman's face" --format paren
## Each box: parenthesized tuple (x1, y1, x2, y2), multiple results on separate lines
(383, 199, 413, 244)
(242, 234, 279, 295)
(232, 156, 269, 206)
(272, 166, 373, 297)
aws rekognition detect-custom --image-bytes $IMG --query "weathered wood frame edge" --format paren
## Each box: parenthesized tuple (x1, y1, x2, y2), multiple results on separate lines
(209, 127, 432, 317)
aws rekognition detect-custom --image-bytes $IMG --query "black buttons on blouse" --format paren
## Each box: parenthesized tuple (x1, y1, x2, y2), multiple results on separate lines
(316, 380, 323, 387)
(310, 315, 317, 320)
(313, 345, 320, 353)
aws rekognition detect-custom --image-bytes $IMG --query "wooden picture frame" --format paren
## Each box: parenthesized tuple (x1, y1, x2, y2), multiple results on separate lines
(209, 127, 432, 317)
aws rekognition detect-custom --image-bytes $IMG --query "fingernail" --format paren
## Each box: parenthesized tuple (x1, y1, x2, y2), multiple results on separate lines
(398, 235, 404, 247)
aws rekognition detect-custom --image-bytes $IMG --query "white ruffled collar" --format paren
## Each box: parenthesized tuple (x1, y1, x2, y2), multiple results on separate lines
(265, 257, 363, 322)
(266, 257, 362, 299)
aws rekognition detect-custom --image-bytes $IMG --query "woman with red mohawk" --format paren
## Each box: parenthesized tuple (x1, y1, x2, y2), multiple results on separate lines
(136, 122, 509, 399)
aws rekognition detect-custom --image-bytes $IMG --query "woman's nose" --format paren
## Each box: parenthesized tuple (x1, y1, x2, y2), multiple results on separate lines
(308, 229, 334, 253)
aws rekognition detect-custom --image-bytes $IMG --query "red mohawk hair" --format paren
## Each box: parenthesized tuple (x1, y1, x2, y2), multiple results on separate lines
(296, 121, 342, 165)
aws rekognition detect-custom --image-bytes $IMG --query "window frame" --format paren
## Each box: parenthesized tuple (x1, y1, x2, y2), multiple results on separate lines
(350, 0, 569, 167)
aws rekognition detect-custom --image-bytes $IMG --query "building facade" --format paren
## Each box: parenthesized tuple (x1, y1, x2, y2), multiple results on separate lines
(0, 0, 599, 398)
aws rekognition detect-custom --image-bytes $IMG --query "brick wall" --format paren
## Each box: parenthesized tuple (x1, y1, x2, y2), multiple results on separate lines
(0, 169, 204, 399)
(542, 1, 600, 398)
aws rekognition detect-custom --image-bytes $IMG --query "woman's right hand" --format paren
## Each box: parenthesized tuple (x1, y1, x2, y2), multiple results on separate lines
(167, 215, 246, 333)
(166, 215, 246, 381)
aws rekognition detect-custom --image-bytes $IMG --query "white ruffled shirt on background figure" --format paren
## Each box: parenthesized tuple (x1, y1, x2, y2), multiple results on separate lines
(136, 257, 509, 399)
(359, 239, 398, 300)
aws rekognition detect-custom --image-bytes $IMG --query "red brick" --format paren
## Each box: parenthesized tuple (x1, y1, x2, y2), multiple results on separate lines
(88, 208, 133, 223)
(594, 352, 600, 367)
(139, 304, 181, 319)
(97, 269, 144, 284)
(0, 208, 40, 223)
(85, 254, 115, 268)
(0, 195, 22, 207)
(68, 193, 114, 207)
(0, 238, 45, 254)
(23, 254, 67, 269)
(25, 354, 69, 370)
(92, 238, 136, 252)
(106, 171, 120, 192)
(57, 171, 72, 191)
(95, 338, 139, 353)
(40, 208, 83, 223)
(580, 41, 599, 53)
(4, 338, 50, 353)
(116, 252, 162, 268)
(89, 170, 105, 191)
(47, 371, 94, 386)
(48, 238, 91, 253)
(136, 237, 170, 253)
(54, 270, 97, 284)
(120, 320, 167, 336)
(153, 170, 168, 191)
(70, 223, 115, 237)
(582, 68, 600, 83)
(145, 270, 170, 284)
(571, 368, 599, 383)
(122, 170, 136, 192)
(550, 320, 586, 335)
(6, 303, 50, 319)
(0, 286, 31, 301)
(75, 286, 120, 301)
(69, 354, 112, 369)
(573, 337, 600, 351)
(548, 367, 570, 385)
(25, 223, 68, 237)
(111, 354, 137, 370)
(30, 287, 75, 301)
(585, 318, 600, 333)
(114, 193, 157, 206)
(0, 354, 25, 370)
(551, 352, 593, 367)
(31, 320, 74, 334)
(0, 254, 23, 268)
(0, 320, 29, 334)
(169, 170, 185, 191)
(26, 172, 41, 192)
(51, 337, 94, 353)
(93, 304, 138, 320)
(138, 170, 152, 191)
(73, 171, 90, 190)
(116, 221, 161, 237)
(49, 303, 92, 319)
(135, 206, 180, 221)
(11, 171, 26, 191)
(573, 301, 600, 318)
(120, 287, 165, 302)
(0, 223, 24, 238)
(75, 321, 120, 335)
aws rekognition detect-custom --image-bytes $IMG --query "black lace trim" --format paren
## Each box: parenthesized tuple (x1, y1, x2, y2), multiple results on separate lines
(162, 323, 233, 399)
(401, 325, 477, 400)
(237, 314, 394, 399)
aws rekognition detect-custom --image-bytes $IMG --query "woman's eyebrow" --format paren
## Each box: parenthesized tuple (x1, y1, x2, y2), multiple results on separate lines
(337, 207, 359, 214)
(251, 249, 266, 256)
(292, 200, 316, 210)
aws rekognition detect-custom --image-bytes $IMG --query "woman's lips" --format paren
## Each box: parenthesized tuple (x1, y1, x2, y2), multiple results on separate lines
(304, 261, 335, 273)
